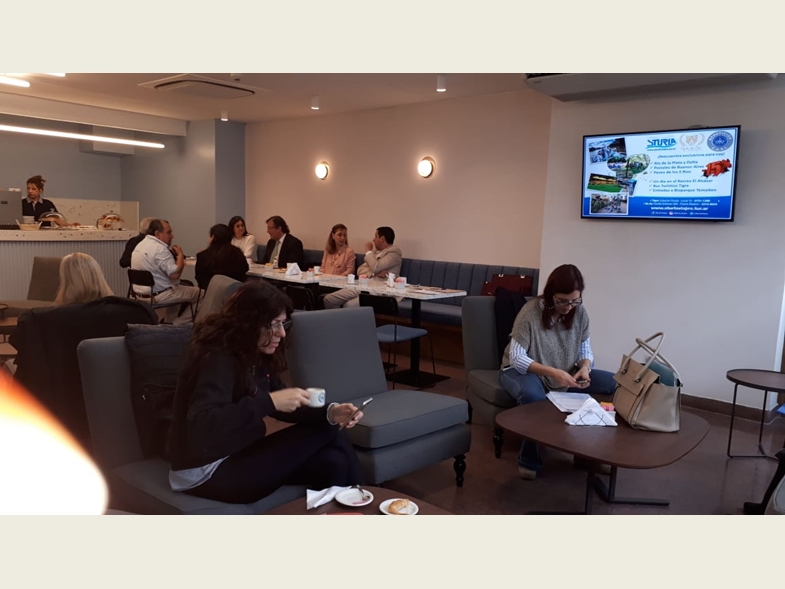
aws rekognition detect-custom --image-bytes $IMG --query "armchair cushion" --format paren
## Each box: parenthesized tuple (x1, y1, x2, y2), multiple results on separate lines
(467, 370, 517, 407)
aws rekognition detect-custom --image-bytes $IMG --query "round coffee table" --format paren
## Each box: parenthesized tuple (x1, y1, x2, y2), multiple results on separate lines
(726, 369, 785, 460)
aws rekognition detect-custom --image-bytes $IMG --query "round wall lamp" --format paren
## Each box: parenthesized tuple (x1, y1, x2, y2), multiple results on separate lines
(418, 157, 435, 178)
(315, 161, 330, 180)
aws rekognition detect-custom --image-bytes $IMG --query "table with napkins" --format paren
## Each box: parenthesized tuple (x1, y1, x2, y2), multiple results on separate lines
(565, 398, 617, 427)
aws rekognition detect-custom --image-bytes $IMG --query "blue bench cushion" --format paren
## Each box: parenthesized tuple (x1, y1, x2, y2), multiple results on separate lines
(346, 390, 469, 449)
(397, 299, 463, 326)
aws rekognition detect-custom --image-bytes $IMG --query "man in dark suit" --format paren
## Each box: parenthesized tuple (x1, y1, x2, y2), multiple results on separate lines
(261, 215, 305, 269)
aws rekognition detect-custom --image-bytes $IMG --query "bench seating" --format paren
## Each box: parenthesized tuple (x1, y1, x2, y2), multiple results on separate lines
(255, 244, 539, 326)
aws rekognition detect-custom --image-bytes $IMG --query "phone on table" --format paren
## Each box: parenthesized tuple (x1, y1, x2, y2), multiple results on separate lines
(339, 397, 374, 429)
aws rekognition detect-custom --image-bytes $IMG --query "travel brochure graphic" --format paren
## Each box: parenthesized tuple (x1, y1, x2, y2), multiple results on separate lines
(582, 128, 738, 220)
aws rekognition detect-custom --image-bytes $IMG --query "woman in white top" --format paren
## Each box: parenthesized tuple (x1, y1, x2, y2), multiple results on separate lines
(228, 215, 257, 263)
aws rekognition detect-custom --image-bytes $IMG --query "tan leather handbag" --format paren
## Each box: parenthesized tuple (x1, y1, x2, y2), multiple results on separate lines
(612, 332, 682, 432)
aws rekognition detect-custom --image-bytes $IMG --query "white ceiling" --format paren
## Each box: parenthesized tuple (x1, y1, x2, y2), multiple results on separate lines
(0, 73, 531, 124)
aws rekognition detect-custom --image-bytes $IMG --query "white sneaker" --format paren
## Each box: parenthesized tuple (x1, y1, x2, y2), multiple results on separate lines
(518, 465, 537, 480)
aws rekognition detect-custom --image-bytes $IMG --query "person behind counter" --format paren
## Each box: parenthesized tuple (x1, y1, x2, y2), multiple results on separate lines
(22, 175, 75, 227)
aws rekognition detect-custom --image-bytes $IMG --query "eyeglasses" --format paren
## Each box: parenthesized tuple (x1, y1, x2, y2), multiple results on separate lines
(270, 320, 292, 332)
(553, 297, 583, 308)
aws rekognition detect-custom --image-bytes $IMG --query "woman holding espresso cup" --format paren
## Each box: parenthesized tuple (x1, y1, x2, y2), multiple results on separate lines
(167, 281, 364, 504)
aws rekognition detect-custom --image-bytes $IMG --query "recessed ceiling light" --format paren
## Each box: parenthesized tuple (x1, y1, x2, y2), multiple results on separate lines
(220, 110, 228, 121)
(311, 95, 320, 110)
(436, 74, 446, 92)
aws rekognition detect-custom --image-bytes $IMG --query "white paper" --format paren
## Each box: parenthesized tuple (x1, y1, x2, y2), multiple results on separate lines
(546, 392, 591, 413)
(564, 398, 618, 427)
(285, 263, 302, 276)
(306, 485, 351, 510)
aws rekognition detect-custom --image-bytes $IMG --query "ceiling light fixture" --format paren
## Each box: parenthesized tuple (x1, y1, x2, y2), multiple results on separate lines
(220, 110, 228, 121)
(0, 75, 30, 88)
(311, 95, 320, 110)
(436, 74, 446, 92)
(315, 161, 330, 180)
(0, 124, 165, 149)
(418, 157, 435, 178)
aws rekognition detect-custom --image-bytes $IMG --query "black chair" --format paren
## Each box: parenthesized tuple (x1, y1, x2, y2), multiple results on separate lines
(127, 270, 195, 322)
(359, 294, 436, 389)
(285, 285, 316, 311)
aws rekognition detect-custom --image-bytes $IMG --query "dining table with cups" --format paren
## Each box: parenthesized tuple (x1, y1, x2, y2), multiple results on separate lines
(267, 485, 451, 515)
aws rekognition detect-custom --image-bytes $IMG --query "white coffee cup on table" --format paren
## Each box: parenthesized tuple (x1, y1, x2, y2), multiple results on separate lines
(313, 265, 321, 275)
(306, 387, 326, 408)
(347, 274, 355, 284)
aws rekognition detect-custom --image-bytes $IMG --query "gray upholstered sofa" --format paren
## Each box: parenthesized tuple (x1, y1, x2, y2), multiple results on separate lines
(255, 244, 539, 326)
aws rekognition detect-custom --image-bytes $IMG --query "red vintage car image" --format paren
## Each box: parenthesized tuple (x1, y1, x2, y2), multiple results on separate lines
(702, 159, 732, 177)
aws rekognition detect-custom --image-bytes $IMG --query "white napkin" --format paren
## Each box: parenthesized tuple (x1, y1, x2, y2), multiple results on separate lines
(285, 263, 302, 276)
(306, 485, 351, 510)
(565, 397, 617, 427)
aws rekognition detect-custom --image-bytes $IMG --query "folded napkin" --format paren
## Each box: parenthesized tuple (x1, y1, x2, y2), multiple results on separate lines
(565, 397, 617, 427)
(285, 263, 302, 276)
(306, 486, 351, 510)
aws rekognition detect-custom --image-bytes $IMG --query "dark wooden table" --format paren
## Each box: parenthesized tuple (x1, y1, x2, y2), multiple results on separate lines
(266, 486, 451, 515)
(496, 401, 710, 514)
(726, 369, 785, 460)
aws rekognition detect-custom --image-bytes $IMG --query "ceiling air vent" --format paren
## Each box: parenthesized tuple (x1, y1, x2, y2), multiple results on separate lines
(140, 74, 256, 99)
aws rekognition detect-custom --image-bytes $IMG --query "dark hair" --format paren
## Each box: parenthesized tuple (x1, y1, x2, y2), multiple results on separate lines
(209, 223, 232, 246)
(183, 282, 293, 390)
(228, 216, 248, 237)
(26, 175, 46, 191)
(325, 223, 348, 255)
(376, 226, 395, 245)
(542, 264, 585, 330)
(146, 218, 168, 236)
(266, 215, 290, 234)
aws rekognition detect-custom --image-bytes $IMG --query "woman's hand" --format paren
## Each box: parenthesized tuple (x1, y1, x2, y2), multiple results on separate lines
(573, 366, 591, 389)
(270, 388, 310, 412)
(551, 369, 581, 389)
(328, 403, 363, 429)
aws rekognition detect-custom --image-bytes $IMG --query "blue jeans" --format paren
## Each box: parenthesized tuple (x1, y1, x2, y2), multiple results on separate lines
(499, 368, 616, 471)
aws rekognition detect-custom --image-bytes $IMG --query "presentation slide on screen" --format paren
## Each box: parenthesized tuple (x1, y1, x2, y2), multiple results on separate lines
(581, 127, 739, 220)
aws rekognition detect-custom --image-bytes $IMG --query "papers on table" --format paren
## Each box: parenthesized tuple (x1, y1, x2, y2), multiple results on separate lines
(546, 392, 592, 413)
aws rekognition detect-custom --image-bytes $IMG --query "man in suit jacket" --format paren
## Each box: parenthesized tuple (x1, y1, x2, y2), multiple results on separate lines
(261, 215, 305, 269)
(324, 226, 402, 308)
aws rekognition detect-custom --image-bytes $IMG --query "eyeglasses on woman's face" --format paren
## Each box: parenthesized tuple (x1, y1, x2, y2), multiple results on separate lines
(269, 319, 292, 333)
(553, 296, 583, 308)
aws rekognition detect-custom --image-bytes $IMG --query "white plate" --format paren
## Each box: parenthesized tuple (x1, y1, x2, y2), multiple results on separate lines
(335, 488, 374, 507)
(379, 498, 419, 515)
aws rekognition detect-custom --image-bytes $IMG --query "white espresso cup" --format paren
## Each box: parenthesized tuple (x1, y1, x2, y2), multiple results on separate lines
(313, 265, 321, 275)
(22, 216, 35, 224)
(306, 387, 326, 408)
(347, 274, 356, 284)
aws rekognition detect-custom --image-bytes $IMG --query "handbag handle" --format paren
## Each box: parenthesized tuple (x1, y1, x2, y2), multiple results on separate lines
(621, 332, 683, 385)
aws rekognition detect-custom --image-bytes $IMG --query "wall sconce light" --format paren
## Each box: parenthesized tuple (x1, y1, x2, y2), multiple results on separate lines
(436, 74, 446, 92)
(311, 95, 320, 110)
(220, 110, 228, 121)
(315, 161, 330, 180)
(418, 157, 435, 178)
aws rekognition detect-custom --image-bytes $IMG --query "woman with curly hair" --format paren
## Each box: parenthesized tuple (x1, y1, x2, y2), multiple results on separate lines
(167, 281, 363, 503)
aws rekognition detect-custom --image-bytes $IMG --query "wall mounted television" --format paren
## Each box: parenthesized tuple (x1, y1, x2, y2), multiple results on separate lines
(581, 125, 740, 221)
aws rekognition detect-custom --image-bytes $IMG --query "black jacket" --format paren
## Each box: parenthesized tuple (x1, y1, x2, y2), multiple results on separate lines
(10, 297, 158, 442)
(261, 234, 305, 269)
(195, 246, 249, 290)
(167, 349, 328, 470)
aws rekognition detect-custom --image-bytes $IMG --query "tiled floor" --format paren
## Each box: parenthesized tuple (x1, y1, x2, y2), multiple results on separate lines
(365, 357, 785, 515)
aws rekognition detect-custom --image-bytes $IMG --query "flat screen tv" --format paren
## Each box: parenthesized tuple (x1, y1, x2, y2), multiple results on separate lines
(581, 125, 740, 221)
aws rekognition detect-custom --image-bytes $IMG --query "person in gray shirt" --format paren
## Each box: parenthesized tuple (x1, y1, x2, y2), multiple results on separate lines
(499, 264, 615, 480)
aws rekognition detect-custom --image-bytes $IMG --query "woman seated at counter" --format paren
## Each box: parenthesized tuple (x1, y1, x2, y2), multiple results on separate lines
(229, 215, 257, 264)
(321, 223, 355, 276)
(23, 175, 76, 227)
(195, 224, 250, 290)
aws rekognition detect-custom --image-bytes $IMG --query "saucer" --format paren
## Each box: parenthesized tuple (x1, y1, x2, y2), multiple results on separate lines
(379, 498, 419, 515)
(335, 488, 374, 507)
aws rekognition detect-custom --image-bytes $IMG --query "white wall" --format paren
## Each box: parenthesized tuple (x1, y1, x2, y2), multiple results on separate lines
(245, 90, 552, 266)
(540, 79, 785, 408)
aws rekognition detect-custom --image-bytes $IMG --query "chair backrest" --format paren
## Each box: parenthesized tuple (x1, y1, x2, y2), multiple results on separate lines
(195, 275, 242, 323)
(77, 336, 145, 469)
(128, 269, 155, 289)
(461, 296, 500, 372)
(287, 307, 389, 402)
(27, 256, 62, 301)
(285, 285, 316, 311)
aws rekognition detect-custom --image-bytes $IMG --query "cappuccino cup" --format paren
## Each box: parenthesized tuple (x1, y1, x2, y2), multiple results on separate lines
(306, 387, 326, 408)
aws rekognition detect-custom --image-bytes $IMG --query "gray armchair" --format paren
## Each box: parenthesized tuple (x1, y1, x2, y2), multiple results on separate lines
(287, 307, 471, 486)
(195, 275, 242, 323)
(461, 296, 516, 458)
(77, 336, 305, 514)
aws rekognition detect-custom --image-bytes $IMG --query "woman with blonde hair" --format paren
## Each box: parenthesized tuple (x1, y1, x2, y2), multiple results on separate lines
(321, 223, 356, 276)
(54, 252, 113, 305)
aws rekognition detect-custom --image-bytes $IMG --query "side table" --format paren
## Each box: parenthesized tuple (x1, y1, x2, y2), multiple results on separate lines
(726, 369, 785, 460)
